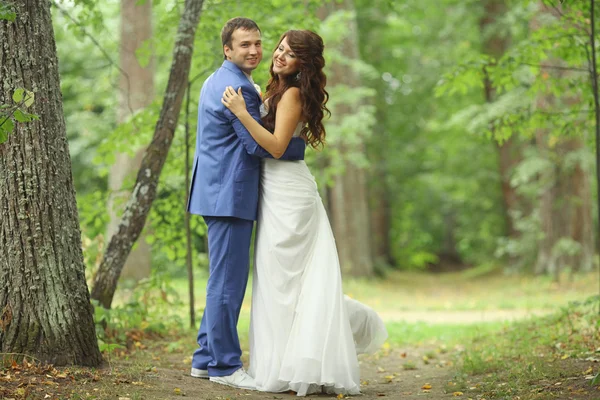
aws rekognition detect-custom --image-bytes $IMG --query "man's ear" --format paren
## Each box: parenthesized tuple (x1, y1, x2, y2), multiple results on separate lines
(223, 45, 231, 60)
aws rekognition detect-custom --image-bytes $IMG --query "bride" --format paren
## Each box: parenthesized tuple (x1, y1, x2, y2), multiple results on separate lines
(221, 29, 388, 396)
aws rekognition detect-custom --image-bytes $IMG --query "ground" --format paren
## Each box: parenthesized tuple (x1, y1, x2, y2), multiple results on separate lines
(2, 270, 599, 399)
(3, 320, 599, 400)
(0, 342, 459, 399)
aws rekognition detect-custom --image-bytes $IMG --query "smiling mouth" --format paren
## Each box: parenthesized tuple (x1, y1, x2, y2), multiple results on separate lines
(275, 60, 285, 67)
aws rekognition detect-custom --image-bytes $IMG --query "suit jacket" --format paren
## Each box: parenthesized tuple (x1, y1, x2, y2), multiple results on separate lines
(187, 60, 306, 220)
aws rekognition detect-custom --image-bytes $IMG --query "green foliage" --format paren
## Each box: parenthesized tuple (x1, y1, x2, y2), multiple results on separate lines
(0, 89, 38, 144)
(0, 0, 16, 21)
(437, 1, 597, 142)
(354, 0, 506, 268)
(93, 270, 185, 346)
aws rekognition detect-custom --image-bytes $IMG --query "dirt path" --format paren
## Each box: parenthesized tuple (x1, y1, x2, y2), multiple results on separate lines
(129, 346, 460, 400)
(120, 309, 553, 399)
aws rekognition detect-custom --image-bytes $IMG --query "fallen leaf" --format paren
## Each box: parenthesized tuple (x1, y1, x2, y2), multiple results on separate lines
(453, 392, 464, 396)
(337, 394, 344, 399)
(422, 384, 432, 390)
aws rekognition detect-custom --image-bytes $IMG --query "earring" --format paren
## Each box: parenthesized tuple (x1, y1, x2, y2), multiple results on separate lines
(295, 72, 301, 81)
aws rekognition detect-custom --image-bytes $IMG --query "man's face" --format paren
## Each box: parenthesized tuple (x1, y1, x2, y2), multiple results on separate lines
(224, 28, 263, 74)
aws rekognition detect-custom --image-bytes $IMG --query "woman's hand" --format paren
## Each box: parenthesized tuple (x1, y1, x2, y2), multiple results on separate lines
(221, 86, 247, 117)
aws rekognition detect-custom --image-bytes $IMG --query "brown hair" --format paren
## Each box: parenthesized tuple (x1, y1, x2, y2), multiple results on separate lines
(262, 30, 330, 149)
(221, 17, 261, 60)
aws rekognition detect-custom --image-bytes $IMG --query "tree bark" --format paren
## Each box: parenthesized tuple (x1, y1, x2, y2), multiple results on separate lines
(0, 0, 102, 366)
(107, 0, 154, 281)
(318, 0, 374, 277)
(91, 0, 204, 309)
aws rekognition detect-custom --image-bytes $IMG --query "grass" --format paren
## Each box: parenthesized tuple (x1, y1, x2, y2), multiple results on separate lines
(385, 320, 508, 347)
(113, 267, 598, 348)
(449, 297, 600, 399)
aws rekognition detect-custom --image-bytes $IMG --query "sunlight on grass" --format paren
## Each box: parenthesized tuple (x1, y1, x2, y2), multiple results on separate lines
(108, 268, 599, 348)
(384, 320, 507, 347)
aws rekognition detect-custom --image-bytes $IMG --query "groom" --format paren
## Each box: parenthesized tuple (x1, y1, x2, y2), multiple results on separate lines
(186, 17, 306, 390)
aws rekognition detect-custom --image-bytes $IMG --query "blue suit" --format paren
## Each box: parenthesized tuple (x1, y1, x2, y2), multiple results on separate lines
(187, 60, 305, 377)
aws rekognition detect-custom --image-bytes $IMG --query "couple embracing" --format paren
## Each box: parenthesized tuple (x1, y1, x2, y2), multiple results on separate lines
(186, 17, 387, 397)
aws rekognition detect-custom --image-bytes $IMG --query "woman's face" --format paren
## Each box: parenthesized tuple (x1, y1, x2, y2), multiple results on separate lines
(272, 36, 300, 77)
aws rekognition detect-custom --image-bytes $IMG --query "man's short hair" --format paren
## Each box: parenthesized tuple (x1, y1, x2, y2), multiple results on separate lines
(221, 17, 261, 59)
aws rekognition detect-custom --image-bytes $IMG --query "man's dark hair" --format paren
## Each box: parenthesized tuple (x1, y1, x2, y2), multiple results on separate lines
(221, 17, 261, 59)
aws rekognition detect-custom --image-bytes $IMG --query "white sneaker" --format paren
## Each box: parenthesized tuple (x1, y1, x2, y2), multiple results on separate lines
(190, 367, 209, 379)
(209, 368, 256, 390)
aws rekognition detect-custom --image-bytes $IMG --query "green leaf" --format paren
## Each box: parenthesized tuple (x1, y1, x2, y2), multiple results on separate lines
(13, 109, 36, 123)
(23, 90, 34, 108)
(12, 88, 24, 103)
(0, 118, 14, 144)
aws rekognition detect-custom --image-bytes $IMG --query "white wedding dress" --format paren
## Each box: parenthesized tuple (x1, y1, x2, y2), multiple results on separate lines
(248, 107, 388, 396)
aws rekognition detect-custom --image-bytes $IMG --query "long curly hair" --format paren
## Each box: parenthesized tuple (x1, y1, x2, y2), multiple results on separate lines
(262, 30, 330, 149)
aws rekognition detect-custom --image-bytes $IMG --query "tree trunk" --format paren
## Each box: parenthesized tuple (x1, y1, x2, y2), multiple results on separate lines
(532, 2, 594, 275)
(0, 0, 102, 366)
(480, 0, 523, 238)
(107, 0, 154, 281)
(368, 167, 394, 268)
(534, 135, 594, 275)
(318, 0, 374, 277)
(91, 0, 205, 309)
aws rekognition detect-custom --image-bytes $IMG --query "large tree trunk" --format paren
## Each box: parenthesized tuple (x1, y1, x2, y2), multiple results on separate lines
(532, 2, 594, 275)
(534, 136, 594, 275)
(91, 0, 204, 309)
(319, 0, 374, 277)
(107, 0, 154, 281)
(570, 159, 594, 272)
(368, 165, 394, 268)
(0, 0, 102, 366)
(480, 0, 523, 238)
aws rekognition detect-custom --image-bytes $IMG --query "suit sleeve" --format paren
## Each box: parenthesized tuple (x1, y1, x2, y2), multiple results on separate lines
(224, 86, 305, 161)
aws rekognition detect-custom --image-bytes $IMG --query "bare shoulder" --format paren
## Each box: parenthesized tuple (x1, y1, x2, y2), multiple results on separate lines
(281, 87, 301, 105)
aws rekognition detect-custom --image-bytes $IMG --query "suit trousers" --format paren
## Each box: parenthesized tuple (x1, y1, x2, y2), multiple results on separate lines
(192, 216, 254, 376)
